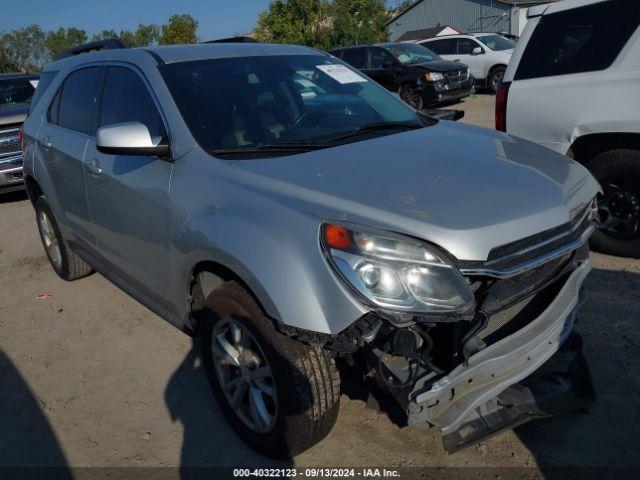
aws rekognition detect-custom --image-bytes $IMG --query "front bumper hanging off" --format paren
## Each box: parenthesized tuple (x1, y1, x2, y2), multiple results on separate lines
(406, 261, 595, 452)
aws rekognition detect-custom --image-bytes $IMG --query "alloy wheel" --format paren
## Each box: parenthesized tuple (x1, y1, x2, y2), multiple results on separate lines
(38, 210, 62, 269)
(400, 86, 422, 110)
(211, 316, 278, 433)
(597, 174, 640, 239)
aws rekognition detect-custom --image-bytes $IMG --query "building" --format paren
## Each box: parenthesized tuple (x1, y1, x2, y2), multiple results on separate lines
(385, 0, 559, 42)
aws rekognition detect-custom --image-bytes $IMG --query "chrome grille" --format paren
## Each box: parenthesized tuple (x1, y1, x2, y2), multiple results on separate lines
(459, 201, 597, 278)
(0, 127, 20, 158)
(445, 69, 468, 82)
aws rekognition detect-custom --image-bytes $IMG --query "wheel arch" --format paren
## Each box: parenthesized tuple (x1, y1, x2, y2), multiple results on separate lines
(567, 132, 640, 166)
(187, 260, 270, 333)
(24, 175, 43, 208)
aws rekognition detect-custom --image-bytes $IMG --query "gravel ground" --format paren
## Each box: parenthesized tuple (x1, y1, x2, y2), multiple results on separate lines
(1, 93, 639, 477)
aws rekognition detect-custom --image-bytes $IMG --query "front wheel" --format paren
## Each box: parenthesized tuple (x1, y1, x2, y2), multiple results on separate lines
(589, 149, 640, 258)
(399, 84, 424, 111)
(200, 281, 340, 458)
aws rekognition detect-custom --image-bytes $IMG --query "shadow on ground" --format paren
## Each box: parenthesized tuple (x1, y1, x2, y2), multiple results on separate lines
(0, 348, 72, 478)
(0, 190, 28, 205)
(164, 338, 293, 475)
(515, 267, 640, 473)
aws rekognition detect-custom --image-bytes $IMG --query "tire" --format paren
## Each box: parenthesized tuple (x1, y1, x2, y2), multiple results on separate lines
(35, 197, 93, 280)
(200, 281, 340, 458)
(488, 66, 506, 94)
(399, 84, 424, 111)
(588, 149, 640, 258)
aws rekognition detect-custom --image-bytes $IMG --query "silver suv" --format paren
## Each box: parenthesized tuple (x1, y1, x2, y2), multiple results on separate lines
(22, 41, 600, 458)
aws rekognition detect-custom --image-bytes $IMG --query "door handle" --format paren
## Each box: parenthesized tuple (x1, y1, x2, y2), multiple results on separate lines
(453, 59, 460, 62)
(84, 159, 102, 176)
(42, 136, 53, 150)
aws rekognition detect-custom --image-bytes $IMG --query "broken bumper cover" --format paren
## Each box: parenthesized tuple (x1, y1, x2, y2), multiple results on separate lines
(407, 261, 593, 441)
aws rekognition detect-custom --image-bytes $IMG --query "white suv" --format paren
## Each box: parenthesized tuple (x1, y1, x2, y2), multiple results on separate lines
(420, 33, 515, 93)
(499, 0, 639, 258)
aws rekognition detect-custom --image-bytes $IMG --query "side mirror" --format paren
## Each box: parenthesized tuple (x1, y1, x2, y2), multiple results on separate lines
(383, 59, 398, 68)
(471, 47, 483, 55)
(96, 122, 169, 158)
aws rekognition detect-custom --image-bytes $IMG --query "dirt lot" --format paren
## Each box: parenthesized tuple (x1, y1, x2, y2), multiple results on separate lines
(1, 94, 639, 477)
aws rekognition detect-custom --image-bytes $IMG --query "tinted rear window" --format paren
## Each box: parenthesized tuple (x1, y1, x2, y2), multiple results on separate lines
(57, 67, 101, 134)
(515, 0, 640, 80)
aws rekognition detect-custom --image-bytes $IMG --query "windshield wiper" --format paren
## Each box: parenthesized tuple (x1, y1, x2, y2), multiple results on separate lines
(213, 143, 330, 156)
(322, 121, 423, 143)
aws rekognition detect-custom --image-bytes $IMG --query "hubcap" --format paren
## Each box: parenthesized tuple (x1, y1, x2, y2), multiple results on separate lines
(38, 210, 62, 269)
(597, 174, 640, 239)
(211, 317, 277, 433)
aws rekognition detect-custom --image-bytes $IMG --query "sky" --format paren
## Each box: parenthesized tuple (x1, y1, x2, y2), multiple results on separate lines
(2, 0, 407, 40)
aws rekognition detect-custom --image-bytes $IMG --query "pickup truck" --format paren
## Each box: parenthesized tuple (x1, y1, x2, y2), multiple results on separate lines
(0, 73, 40, 195)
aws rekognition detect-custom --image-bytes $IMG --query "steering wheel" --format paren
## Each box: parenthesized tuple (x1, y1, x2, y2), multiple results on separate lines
(293, 110, 372, 130)
(293, 110, 331, 129)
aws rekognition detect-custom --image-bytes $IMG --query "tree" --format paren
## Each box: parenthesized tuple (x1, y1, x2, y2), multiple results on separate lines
(395, 0, 415, 12)
(45, 27, 87, 60)
(159, 14, 198, 45)
(254, 0, 332, 49)
(0, 25, 47, 72)
(331, 0, 389, 47)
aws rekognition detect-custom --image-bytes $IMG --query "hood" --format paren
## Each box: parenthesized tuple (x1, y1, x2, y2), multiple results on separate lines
(227, 121, 600, 261)
(0, 104, 28, 126)
(409, 60, 464, 72)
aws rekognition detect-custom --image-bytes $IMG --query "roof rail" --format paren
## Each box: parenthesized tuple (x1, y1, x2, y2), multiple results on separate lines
(202, 36, 259, 44)
(57, 38, 131, 60)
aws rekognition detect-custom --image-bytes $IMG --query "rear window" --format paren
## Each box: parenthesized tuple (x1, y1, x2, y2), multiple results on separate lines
(515, 0, 640, 80)
(55, 67, 101, 134)
(29, 72, 55, 114)
(0, 77, 37, 109)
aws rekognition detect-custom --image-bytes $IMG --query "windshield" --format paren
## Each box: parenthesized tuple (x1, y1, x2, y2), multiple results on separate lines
(0, 77, 37, 109)
(160, 55, 422, 156)
(383, 43, 440, 65)
(477, 34, 515, 51)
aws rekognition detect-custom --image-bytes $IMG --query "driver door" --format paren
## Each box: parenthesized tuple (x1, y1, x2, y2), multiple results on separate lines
(84, 65, 172, 301)
(364, 48, 400, 91)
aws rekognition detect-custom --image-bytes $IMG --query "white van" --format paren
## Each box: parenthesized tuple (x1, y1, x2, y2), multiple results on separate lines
(499, 0, 640, 258)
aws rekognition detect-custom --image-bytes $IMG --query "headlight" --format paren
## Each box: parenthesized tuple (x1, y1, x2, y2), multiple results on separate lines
(424, 72, 444, 82)
(321, 223, 475, 318)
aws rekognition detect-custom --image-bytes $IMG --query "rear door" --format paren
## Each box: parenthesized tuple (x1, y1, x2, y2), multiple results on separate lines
(38, 66, 101, 244)
(84, 65, 172, 301)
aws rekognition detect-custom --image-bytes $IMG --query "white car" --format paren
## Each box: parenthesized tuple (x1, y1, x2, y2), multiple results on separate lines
(419, 33, 515, 93)
(499, 0, 639, 258)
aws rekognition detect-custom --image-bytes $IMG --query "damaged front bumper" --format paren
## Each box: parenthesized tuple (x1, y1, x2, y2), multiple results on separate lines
(407, 260, 593, 448)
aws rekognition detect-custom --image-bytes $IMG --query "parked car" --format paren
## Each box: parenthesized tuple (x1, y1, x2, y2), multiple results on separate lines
(330, 43, 473, 110)
(499, 0, 639, 258)
(420, 33, 515, 93)
(0, 73, 40, 194)
(23, 40, 600, 458)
